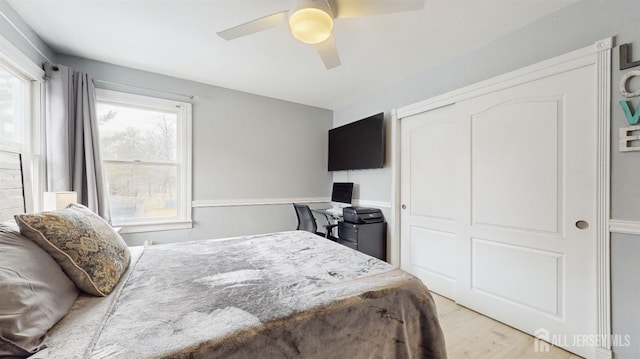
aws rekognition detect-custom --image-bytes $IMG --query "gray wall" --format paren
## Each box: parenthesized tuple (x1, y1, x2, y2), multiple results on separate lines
(333, 1, 640, 358)
(611, 233, 640, 359)
(57, 54, 333, 246)
(610, 24, 640, 359)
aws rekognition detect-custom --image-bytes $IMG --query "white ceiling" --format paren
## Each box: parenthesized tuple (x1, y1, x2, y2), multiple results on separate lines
(8, 0, 577, 110)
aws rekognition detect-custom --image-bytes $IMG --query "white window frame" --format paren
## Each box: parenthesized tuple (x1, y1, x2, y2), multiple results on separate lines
(0, 33, 44, 213)
(95, 89, 192, 233)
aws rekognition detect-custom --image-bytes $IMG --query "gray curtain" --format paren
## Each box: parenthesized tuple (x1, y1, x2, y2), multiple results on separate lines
(44, 63, 110, 222)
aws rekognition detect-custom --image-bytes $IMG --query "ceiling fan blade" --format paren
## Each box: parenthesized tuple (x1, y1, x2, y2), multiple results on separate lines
(315, 34, 341, 69)
(217, 11, 288, 40)
(332, 0, 425, 18)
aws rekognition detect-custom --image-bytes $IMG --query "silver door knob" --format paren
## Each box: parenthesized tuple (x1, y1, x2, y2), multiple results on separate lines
(575, 220, 589, 230)
(401, 204, 407, 209)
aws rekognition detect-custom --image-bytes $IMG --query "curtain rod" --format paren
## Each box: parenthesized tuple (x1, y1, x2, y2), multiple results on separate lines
(94, 79, 195, 100)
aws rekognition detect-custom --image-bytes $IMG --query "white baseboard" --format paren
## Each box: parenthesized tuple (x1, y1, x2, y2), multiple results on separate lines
(595, 347, 613, 359)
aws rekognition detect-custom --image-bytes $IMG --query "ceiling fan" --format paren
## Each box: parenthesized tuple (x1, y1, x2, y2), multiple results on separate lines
(217, 0, 426, 69)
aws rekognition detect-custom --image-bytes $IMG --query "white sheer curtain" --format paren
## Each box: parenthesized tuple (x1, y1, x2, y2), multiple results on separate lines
(44, 63, 110, 222)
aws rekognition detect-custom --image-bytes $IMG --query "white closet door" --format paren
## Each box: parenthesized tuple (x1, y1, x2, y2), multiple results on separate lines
(400, 105, 460, 299)
(399, 61, 599, 358)
(455, 63, 597, 358)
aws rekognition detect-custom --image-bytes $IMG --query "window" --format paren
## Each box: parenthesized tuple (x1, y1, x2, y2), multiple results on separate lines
(0, 35, 45, 213)
(96, 89, 192, 233)
(0, 63, 27, 143)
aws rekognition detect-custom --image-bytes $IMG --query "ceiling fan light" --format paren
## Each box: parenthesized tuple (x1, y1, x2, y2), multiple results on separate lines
(289, 8, 333, 45)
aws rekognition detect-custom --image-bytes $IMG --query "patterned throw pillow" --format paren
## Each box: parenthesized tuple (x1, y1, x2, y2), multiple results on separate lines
(15, 204, 131, 296)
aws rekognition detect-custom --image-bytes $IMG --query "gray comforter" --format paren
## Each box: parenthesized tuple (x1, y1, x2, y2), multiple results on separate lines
(40, 231, 446, 358)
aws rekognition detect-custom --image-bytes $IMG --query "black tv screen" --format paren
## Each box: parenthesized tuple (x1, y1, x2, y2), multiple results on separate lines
(328, 113, 384, 171)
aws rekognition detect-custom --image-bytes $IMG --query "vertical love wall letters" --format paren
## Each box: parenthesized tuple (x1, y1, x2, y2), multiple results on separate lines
(619, 44, 640, 152)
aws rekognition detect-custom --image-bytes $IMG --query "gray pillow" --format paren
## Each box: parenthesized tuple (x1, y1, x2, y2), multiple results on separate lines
(15, 204, 131, 296)
(0, 224, 79, 358)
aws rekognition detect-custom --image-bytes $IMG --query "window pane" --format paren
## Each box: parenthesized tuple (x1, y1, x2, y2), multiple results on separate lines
(0, 65, 25, 143)
(95, 90, 191, 228)
(105, 162, 178, 220)
(97, 103, 177, 162)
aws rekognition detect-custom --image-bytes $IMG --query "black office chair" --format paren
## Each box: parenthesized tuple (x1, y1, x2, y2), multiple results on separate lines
(293, 203, 338, 241)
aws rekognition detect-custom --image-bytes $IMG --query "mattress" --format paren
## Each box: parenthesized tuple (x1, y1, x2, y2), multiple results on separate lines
(38, 230, 446, 358)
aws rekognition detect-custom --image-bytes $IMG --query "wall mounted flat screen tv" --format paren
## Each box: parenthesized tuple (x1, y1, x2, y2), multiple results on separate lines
(328, 113, 384, 171)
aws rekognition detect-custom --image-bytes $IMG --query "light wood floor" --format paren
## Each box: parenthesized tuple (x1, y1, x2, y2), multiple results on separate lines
(432, 293, 583, 359)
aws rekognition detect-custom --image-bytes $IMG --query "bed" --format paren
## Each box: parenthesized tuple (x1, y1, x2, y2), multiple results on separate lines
(0, 147, 446, 358)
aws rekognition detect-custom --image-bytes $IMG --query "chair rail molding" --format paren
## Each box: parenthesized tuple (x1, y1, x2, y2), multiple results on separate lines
(609, 219, 640, 236)
(192, 198, 329, 208)
(352, 199, 392, 208)
(192, 198, 392, 209)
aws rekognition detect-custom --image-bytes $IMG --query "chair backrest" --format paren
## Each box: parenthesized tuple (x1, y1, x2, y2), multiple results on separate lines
(293, 203, 317, 233)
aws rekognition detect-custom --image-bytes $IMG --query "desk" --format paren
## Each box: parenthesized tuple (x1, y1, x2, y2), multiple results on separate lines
(337, 221, 386, 261)
(311, 208, 387, 262)
(311, 208, 342, 221)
